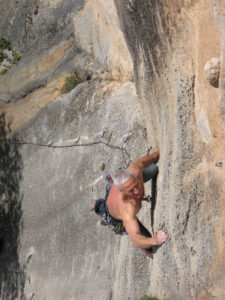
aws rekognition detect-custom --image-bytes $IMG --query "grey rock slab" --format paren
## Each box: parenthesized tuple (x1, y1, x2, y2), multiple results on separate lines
(1, 59, 12, 68)
(11, 80, 150, 300)
(3, 49, 14, 61)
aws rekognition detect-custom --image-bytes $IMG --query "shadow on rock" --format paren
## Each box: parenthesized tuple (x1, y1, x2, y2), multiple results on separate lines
(151, 176, 157, 234)
(0, 113, 25, 300)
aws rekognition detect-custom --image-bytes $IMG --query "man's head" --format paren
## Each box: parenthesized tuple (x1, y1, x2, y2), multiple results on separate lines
(112, 169, 141, 197)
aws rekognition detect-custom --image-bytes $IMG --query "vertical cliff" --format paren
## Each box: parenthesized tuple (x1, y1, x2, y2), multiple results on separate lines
(0, 0, 224, 300)
(114, 1, 225, 299)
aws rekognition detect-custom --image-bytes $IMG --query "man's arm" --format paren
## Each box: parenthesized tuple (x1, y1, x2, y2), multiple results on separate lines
(121, 204, 167, 249)
(133, 151, 160, 170)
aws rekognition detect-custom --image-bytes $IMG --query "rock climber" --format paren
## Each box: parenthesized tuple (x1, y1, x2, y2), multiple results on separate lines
(107, 152, 168, 257)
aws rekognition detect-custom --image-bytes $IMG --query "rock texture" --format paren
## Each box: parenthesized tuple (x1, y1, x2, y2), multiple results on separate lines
(0, 0, 224, 300)
(114, 1, 225, 299)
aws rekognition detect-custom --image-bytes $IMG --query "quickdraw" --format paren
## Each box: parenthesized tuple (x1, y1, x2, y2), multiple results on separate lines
(142, 195, 152, 202)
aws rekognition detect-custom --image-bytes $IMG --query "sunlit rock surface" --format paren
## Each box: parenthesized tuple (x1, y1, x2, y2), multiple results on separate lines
(0, 0, 224, 299)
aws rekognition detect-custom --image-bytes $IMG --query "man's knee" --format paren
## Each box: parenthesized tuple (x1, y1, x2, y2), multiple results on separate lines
(142, 163, 158, 183)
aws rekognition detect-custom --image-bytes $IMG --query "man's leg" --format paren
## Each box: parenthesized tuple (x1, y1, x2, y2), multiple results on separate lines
(137, 219, 154, 258)
(139, 164, 158, 257)
(142, 163, 158, 183)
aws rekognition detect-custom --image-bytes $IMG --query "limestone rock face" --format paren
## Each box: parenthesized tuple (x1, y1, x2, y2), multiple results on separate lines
(73, 0, 133, 81)
(0, 1, 224, 300)
(0, 0, 132, 106)
(114, 1, 225, 299)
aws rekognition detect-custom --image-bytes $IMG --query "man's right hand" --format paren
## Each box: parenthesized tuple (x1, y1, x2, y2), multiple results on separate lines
(154, 230, 168, 245)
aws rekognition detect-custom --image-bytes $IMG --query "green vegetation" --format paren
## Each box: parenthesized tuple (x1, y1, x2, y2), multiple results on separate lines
(106, 132, 113, 143)
(61, 74, 83, 94)
(0, 37, 11, 51)
(0, 36, 21, 71)
(140, 296, 160, 300)
(0, 37, 11, 63)
(0, 68, 7, 75)
(100, 163, 105, 171)
(0, 52, 7, 62)
(107, 76, 115, 81)
(130, 76, 135, 82)
(86, 73, 92, 81)
(26, 15, 33, 24)
(60, 72, 93, 95)
(13, 51, 21, 62)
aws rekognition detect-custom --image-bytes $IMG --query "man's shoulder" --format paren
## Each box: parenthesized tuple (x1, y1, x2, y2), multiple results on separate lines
(108, 183, 121, 199)
(120, 198, 139, 218)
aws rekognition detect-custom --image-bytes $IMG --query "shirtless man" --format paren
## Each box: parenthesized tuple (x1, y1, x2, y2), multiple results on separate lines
(107, 152, 168, 257)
